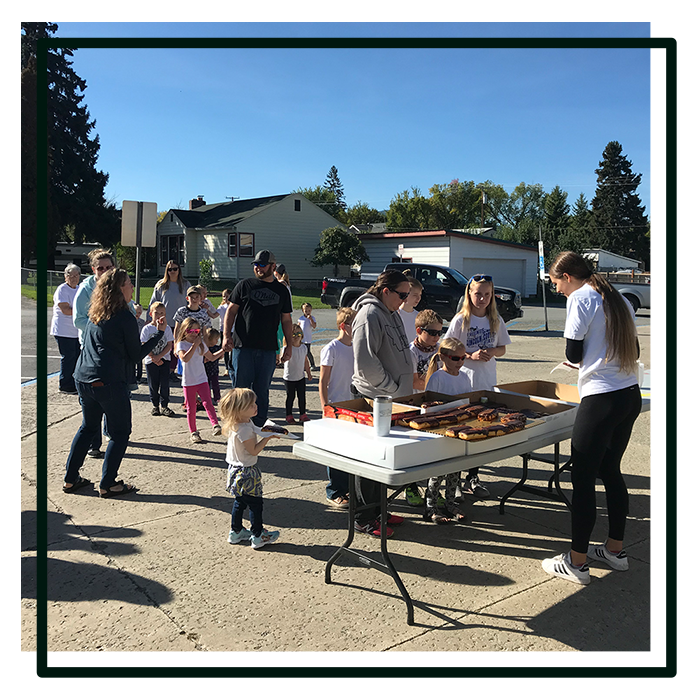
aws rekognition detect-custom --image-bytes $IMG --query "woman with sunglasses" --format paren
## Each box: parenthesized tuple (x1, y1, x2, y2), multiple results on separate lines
(350, 269, 414, 537)
(63, 269, 166, 497)
(444, 273, 512, 500)
(149, 260, 190, 379)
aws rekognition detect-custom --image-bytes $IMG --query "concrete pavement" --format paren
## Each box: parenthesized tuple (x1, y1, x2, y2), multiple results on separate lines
(21, 306, 653, 658)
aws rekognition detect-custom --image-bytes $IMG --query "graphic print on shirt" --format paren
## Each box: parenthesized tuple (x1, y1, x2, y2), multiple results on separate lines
(250, 287, 281, 307)
(466, 325, 494, 349)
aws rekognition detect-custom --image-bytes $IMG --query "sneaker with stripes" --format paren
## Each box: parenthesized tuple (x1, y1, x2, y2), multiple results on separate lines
(587, 543, 629, 571)
(542, 552, 591, 585)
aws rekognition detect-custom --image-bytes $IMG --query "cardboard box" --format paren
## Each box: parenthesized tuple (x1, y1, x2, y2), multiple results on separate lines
(493, 380, 581, 405)
(302, 417, 467, 469)
(392, 391, 472, 415)
(323, 397, 420, 426)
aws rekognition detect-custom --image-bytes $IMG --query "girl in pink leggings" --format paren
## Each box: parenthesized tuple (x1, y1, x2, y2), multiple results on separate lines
(175, 317, 225, 443)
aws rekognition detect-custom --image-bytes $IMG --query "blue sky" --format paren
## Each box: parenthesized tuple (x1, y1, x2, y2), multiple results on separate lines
(54, 22, 653, 218)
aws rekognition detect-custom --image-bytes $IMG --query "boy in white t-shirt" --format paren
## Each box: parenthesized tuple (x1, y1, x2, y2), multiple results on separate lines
(141, 302, 175, 416)
(298, 302, 317, 369)
(319, 307, 356, 507)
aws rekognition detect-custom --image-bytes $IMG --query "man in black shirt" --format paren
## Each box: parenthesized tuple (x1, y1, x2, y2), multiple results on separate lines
(222, 250, 293, 426)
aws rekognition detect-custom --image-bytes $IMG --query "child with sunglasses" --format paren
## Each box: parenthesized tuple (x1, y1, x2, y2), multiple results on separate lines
(444, 273, 512, 499)
(422, 337, 472, 522)
(175, 318, 224, 443)
(397, 273, 424, 342)
(283, 323, 313, 423)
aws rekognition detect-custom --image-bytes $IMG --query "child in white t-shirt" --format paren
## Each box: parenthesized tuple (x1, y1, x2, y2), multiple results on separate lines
(141, 302, 175, 417)
(217, 288, 233, 373)
(397, 273, 423, 342)
(221, 388, 282, 550)
(423, 337, 472, 523)
(319, 307, 356, 507)
(297, 303, 317, 369)
(283, 323, 312, 424)
(175, 317, 224, 443)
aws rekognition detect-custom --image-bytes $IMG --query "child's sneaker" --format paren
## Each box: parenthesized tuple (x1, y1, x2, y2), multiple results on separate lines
(587, 543, 629, 571)
(190, 431, 203, 444)
(299, 414, 310, 423)
(228, 527, 252, 544)
(212, 424, 222, 436)
(160, 406, 175, 417)
(286, 415, 297, 424)
(405, 483, 424, 507)
(386, 513, 404, 526)
(151, 406, 160, 416)
(465, 475, 491, 500)
(354, 519, 394, 538)
(250, 529, 280, 549)
(542, 552, 590, 585)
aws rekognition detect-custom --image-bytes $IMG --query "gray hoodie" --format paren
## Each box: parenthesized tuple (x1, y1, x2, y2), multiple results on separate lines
(351, 292, 414, 400)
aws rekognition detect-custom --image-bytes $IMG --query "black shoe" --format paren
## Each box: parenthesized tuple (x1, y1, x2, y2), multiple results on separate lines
(87, 449, 104, 459)
(466, 475, 491, 500)
(151, 406, 160, 416)
(59, 387, 78, 395)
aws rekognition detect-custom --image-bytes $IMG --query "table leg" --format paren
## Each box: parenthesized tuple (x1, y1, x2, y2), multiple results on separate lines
(324, 474, 357, 584)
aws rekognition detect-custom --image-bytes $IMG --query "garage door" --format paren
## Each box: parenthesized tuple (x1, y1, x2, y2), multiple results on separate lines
(461, 258, 525, 292)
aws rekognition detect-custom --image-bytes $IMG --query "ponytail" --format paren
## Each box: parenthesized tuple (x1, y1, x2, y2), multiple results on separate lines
(424, 353, 442, 387)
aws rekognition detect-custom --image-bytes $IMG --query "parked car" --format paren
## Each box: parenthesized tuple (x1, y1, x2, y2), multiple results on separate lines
(612, 281, 651, 312)
(321, 263, 524, 323)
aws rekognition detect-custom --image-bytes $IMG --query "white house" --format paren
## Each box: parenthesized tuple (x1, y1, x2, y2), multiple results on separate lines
(156, 194, 345, 284)
(582, 249, 644, 272)
(358, 229, 539, 297)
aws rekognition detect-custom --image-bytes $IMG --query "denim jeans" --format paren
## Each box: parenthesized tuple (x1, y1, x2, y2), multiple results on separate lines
(231, 494, 264, 537)
(64, 380, 132, 490)
(326, 467, 349, 500)
(55, 335, 80, 392)
(232, 347, 277, 427)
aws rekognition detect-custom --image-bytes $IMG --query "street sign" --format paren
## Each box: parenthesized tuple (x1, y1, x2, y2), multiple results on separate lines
(538, 240, 546, 280)
(121, 200, 157, 247)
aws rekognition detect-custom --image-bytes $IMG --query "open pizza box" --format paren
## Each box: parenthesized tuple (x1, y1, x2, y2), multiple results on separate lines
(493, 380, 581, 406)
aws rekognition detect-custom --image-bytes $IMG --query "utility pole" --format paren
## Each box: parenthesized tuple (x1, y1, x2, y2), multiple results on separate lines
(538, 227, 549, 332)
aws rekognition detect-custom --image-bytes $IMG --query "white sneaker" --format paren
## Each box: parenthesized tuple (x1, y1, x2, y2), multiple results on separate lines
(542, 552, 591, 585)
(228, 528, 252, 544)
(212, 424, 222, 436)
(250, 528, 280, 550)
(190, 431, 203, 443)
(587, 543, 629, 571)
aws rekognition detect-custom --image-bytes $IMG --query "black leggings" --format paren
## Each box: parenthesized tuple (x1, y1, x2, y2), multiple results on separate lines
(569, 384, 641, 553)
(284, 378, 307, 415)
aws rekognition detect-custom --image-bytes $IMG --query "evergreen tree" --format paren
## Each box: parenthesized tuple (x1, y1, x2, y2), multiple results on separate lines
(590, 141, 649, 267)
(323, 165, 347, 219)
(542, 185, 570, 255)
(21, 22, 113, 267)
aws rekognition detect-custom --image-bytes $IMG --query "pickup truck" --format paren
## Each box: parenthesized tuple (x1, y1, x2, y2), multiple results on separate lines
(612, 281, 651, 312)
(321, 263, 524, 323)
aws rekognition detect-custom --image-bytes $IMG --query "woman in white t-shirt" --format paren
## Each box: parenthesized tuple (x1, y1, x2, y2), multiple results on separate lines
(542, 252, 642, 586)
(444, 273, 511, 499)
(50, 264, 81, 394)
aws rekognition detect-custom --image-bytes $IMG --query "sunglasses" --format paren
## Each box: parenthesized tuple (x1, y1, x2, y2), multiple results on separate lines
(186, 328, 201, 334)
(292, 332, 303, 337)
(253, 262, 271, 268)
(168, 267, 179, 272)
(95, 265, 113, 273)
(441, 352, 467, 362)
(469, 274, 492, 283)
(419, 328, 441, 337)
(389, 288, 410, 301)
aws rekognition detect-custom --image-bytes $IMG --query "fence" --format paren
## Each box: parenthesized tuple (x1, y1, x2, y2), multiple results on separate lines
(21, 268, 89, 302)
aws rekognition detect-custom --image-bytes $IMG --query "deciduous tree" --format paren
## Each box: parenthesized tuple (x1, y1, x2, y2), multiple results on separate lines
(310, 226, 369, 276)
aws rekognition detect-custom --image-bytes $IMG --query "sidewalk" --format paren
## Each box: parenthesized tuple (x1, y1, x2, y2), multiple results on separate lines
(21, 323, 652, 659)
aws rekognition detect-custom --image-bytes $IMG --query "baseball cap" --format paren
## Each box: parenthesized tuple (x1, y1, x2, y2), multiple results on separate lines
(252, 250, 276, 266)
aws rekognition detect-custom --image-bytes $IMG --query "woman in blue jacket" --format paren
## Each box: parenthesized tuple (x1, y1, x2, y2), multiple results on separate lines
(63, 269, 166, 498)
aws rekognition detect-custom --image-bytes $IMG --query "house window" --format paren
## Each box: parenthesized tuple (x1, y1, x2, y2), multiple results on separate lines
(227, 232, 255, 258)
(294, 199, 301, 212)
(161, 235, 184, 266)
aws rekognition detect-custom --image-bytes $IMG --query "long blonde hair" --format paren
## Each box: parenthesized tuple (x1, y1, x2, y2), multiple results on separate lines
(157, 259, 185, 293)
(88, 268, 129, 324)
(550, 251, 638, 374)
(175, 316, 203, 345)
(219, 388, 257, 435)
(458, 275, 500, 336)
(424, 337, 466, 386)
(284, 323, 303, 347)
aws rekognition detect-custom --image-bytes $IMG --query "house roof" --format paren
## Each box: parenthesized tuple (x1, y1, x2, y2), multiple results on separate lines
(170, 194, 291, 230)
(358, 229, 537, 251)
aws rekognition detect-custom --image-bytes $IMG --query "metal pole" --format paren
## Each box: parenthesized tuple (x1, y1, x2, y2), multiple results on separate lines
(135, 201, 143, 307)
(539, 227, 549, 332)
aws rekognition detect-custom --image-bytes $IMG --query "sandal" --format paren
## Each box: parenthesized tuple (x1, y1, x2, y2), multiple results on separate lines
(423, 508, 450, 524)
(63, 476, 93, 494)
(100, 480, 137, 499)
(446, 506, 469, 522)
(326, 495, 349, 508)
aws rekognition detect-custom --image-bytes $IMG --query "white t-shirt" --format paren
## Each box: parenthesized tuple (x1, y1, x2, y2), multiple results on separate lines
(141, 324, 174, 364)
(226, 421, 259, 468)
(50, 283, 79, 338)
(426, 367, 473, 396)
(283, 343, 308, 381)
(565, 284, 638, 399)
(176, 340, 208, 387)
(297, 315, 316, 343)
(409, 341, 437, 380)
(320, 338, 355, 404)
(445, 312, 511, 391)
(397, 308, 418, 343)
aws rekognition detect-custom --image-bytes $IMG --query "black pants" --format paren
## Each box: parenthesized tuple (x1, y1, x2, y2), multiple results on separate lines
(284, 378, 307, 416)
(304, 342, 315, 368)
(570, 384, 641, 553)
(146, 361, 171, 408)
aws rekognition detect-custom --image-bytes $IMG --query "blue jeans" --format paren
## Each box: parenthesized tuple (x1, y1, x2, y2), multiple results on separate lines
(232, 347, 277, 427)
(231, 494, 264, 537)
(64, 381, 132, 490)
(326, 467, 349, 500)
(55, 336, 80, 392)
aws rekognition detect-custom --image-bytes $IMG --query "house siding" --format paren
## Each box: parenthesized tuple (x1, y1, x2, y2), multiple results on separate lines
(360, 238, 450, 274)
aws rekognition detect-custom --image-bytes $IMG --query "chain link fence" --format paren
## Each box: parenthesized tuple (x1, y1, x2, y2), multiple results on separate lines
(22, 267, 90, 303)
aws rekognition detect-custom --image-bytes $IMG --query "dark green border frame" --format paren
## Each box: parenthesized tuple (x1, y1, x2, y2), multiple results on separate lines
(34, 35, 676, 678)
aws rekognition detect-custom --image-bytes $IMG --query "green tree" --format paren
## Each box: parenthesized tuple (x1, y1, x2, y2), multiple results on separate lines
(293, 185, 344, 222)
(385, 187, 432, 231)
(310, 226, 370, 276)
(590, 141, 649, 267)
(426, 179, 481, 230)
(542, 185, 570, 252)
(323, 165, 346, 219)
(344, 201, 386, 227)
(22, 22, 114, 267)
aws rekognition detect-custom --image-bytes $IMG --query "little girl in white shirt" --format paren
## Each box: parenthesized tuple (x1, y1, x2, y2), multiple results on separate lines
(283, 323, 312, 424)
